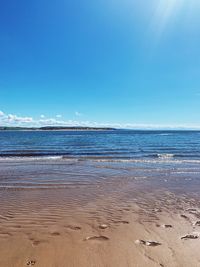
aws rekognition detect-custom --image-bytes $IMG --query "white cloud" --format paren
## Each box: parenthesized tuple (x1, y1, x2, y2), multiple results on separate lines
(40, 115, 45, 118)
(1, 111, 200, 130)
(0, 112, 33, 126)
(0, 111, 4, 117)
(7, 114, 33, 123)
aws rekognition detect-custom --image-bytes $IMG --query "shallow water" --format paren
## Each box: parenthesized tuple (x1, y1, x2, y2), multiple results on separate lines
(1, 130, 200, 230)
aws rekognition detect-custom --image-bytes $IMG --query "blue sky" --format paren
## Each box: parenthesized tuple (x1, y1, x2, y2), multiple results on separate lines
(1, 0, 200, 129)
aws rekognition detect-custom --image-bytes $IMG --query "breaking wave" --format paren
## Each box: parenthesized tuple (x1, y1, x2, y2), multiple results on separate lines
(156, 153, 175, 159)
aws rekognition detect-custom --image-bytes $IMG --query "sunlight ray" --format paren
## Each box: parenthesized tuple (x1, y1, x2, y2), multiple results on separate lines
(151, 0, 182, 39)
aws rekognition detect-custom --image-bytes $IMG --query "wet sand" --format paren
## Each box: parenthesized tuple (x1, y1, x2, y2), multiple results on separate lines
(1, 159, 200, 266)
(1, 197, 200, 267)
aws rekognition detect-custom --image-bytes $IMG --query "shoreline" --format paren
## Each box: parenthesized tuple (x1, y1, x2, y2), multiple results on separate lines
(1, 145, 200, 266)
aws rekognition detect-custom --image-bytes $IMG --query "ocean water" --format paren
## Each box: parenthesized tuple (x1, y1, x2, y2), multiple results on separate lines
(0, 130, 200, 160)
(1, 130, 200, 227)
(0, 130, 200, 195)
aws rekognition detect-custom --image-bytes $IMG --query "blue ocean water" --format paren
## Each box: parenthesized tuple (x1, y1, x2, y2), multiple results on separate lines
(0, 130, 200, 160)
(1, 130, 200, 194)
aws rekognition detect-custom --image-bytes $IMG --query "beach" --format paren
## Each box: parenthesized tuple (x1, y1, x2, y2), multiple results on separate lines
(1, 0, 199, 265)
(1, 201, 200, 267)
(1, 155, 200, 267)
(1, 130, 200, 266)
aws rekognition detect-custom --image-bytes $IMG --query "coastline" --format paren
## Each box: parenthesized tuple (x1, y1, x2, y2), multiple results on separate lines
(0, 127, 116, 131)
(1, 129, 200, 267)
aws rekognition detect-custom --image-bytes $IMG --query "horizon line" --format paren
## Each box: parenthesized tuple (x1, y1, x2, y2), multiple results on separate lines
(1, 125, 200, 131)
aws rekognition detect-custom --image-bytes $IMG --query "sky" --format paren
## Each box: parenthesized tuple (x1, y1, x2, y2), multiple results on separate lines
(1, 0, 200, 129)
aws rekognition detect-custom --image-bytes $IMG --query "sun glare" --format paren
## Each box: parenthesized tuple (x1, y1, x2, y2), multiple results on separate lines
(151, 0, 200, 38)
(151, 0, 181, 37)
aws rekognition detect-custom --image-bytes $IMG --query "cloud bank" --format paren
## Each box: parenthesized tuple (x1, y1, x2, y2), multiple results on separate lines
(0, 110, 200, 130)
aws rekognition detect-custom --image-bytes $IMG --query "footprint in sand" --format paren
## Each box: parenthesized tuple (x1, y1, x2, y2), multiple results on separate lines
(193, 221, 200, 226)
(156, 224, 172, 228)
(112, 220, 129, 225)
(84, 236, 109, 242)
(65, 225, 81, 231)
(181, 233, 199, 240)
(135, 239, 162, 247)
(161, 224, 173, 228)
(26, 260, 36, 266)
(31, 239, 48, 246)
(32, 240, 42, 246)
(51, 232, 61, 236)
(180, 214, 189, 220)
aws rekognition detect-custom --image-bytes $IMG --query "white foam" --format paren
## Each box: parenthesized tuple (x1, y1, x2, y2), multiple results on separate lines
(157, 153, 175, 159)
(91, 158, 200, 165)
(0, 155, 200, 165)
(0, 155, 64, 162)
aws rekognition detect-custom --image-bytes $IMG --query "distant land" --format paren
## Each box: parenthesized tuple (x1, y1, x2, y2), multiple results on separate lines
(0, 126, 116, 131)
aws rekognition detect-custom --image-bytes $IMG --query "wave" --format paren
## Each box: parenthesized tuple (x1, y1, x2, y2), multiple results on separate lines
(158, 133, 173, 136)
(90, 158, 200, 164)
(0, 154, 200, 165)
(156, 153, 175, 159)
(0, 155, 65, 161)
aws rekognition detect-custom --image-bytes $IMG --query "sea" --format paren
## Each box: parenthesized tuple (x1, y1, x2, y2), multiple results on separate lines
(0, 130, 200, 225)
(0, 130, 200, 160)
(0, 130, 200, 198)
